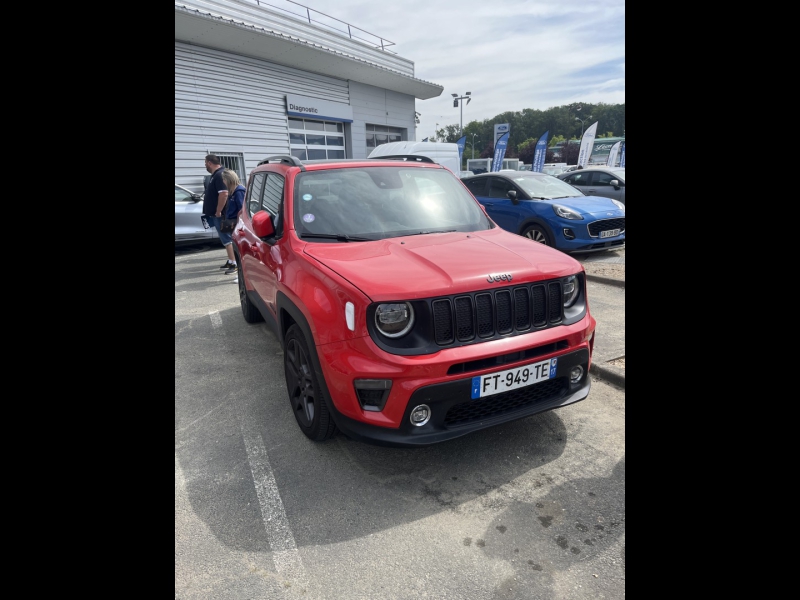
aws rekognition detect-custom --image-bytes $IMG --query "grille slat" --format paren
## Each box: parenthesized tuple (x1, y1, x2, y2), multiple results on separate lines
(432, 280, 565, 347)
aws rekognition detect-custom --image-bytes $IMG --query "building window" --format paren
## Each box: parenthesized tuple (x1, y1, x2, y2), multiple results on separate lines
(365, 124, 404, 153)
(289, 118, 346, 160)
(209, 152, 245, 183)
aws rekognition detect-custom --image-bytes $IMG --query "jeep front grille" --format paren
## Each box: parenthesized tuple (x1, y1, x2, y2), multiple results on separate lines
(444, 377, 568, 426)
(432, 281, 563, 346)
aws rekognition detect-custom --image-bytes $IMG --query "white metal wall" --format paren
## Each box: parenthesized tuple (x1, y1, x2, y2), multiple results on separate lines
(176, 41, 350, 193)
(348, 81, 416, 157)
(176, 42, 417, 193)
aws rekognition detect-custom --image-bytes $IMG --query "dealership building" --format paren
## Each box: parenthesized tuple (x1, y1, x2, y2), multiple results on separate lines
(175, 0, 443, 194)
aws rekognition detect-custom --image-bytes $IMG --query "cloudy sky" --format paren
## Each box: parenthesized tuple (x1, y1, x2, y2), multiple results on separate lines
(305, 0, 625, 141)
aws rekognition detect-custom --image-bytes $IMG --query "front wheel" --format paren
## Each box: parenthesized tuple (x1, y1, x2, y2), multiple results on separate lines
(522, 224, 551, 246)
(284, 324, 338, 441)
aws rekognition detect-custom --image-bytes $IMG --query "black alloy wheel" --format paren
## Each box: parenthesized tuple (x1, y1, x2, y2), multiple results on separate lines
(283, 324, 338, 441)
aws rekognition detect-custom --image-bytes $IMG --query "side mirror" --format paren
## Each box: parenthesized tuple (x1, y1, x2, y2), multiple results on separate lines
(191, 193, 202, 203)
(507, 189, 518, 204)
(252, 211, 276, 242)
(610, 179, 621, 188)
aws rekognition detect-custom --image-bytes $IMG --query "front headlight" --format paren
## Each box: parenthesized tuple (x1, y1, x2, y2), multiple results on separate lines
(552, 204, 584, 220)
(563, 275, 579, 308)
(375, 302, 414, 338)
(612, 200, 625, 211)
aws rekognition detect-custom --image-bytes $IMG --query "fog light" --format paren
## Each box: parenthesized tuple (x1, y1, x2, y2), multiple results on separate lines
(354, 379, 392, 412)
(569, 365, 584, 383)
(410, 404, 431, 426)
(563, 228, 575, 240)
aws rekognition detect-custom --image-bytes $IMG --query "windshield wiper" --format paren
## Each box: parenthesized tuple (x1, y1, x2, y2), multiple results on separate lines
(300, 233, 373, 242)
(413, 229, 458, 235)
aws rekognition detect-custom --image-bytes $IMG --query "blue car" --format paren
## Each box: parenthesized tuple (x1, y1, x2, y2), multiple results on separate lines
(461, 171, 625, 254)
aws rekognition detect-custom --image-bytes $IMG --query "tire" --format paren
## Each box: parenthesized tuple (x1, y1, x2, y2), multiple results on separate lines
(284, 324, 338, 441)
(234, 252, 263, 323)
(522, 224, 551, 246)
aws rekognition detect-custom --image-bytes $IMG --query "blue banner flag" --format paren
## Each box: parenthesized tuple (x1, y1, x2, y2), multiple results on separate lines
(456, 136, 467, 169)
(491, 132, 509, 172)
(619, 142, 625, 167)
(532, 130, 549, 173)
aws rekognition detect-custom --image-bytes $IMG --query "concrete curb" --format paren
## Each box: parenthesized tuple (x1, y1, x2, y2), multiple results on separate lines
(590, 362, 625, 390)
(585, 274, 625, 289)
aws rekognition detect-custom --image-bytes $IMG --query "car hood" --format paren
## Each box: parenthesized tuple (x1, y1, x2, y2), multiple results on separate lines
(543, 195, 624, 217)
(303, 228, 582, 302)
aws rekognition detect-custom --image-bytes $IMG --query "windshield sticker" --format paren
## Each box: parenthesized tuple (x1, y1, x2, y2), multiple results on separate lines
(302, 213, 315, 223)
(303, 194, 312, 201)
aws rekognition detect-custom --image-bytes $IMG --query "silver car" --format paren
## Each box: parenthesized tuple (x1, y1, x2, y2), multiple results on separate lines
(557, 167, 625, 204)
(175, 184, 220, 246)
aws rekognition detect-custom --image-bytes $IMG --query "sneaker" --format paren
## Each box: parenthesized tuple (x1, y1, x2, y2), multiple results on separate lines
(224, 264, 238, 275)
(219, 260, 234, 269)
(232, 276, 239, 283)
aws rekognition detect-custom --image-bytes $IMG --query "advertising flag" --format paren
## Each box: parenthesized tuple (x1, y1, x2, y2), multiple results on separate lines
(619, 142, 625, 167)
(577, 121, 599, 167)
(456, 135, 467, 169)
(606, 141, 621, 167)
(491, 132, 510, 172)
(532, 130, 549, 172)
(422, 137, 428, 142)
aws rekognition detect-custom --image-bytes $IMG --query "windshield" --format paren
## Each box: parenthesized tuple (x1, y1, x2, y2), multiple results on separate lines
(511, 174, 586, 199)
(294, 167, 492, 240)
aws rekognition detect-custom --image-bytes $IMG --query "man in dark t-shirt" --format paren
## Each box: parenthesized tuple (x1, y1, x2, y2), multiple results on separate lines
(203, 154, 236, 272)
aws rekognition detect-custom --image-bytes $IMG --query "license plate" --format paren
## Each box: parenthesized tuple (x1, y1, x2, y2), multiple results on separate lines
(471, 358, 557, 399)
(599, 228, 620, 238)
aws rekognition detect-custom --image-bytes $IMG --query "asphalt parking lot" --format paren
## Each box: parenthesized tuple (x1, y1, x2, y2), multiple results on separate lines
(175, 243, 625, 599)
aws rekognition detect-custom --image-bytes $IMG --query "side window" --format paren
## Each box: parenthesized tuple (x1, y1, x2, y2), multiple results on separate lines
(569, 173, 588, 185)
(262, 173, 286, 238)
(488, 178, 513, 199)
(262, 173, 284, 215)
(465, 178, 487, 196)
(590, 172, 615, 187)
(247, 173, 265, 216)
(175, 186, 193, 202)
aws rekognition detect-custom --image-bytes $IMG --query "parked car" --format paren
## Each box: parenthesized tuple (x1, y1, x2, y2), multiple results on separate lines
(232, 155, 597, 447)
(557, 167, 625, 204)
(461, 171, 625, 254)
(175, 184, 219, 246)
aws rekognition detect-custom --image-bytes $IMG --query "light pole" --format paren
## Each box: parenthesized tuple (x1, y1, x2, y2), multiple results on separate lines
(434, 122, 439, 141)
(451, 92, 472, 137)
(470, 133, 480, 159)
(575, 114, 591, 138)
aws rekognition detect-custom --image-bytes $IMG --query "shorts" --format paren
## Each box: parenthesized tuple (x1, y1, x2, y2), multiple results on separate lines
(206, 215, 233, 246)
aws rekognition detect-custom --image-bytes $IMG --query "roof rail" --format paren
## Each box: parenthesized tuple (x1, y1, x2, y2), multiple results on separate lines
(368, 154, 437, 164)
(257, 155, 307, 171)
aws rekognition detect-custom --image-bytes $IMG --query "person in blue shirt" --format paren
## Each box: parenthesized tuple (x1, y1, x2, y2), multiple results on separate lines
(221, 169, 246, 279)
(203, 155, 235, 270)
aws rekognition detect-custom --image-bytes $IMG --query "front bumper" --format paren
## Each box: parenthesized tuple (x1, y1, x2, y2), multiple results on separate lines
(325, 347, 591, 447)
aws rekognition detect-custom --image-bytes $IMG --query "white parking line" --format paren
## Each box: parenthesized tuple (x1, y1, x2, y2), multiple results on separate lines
(240, 422, 309, 589)
(210, 308, 307, 590)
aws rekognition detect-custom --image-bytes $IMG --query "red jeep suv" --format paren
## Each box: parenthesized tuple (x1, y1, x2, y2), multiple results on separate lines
(231, 155, 596, 447)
